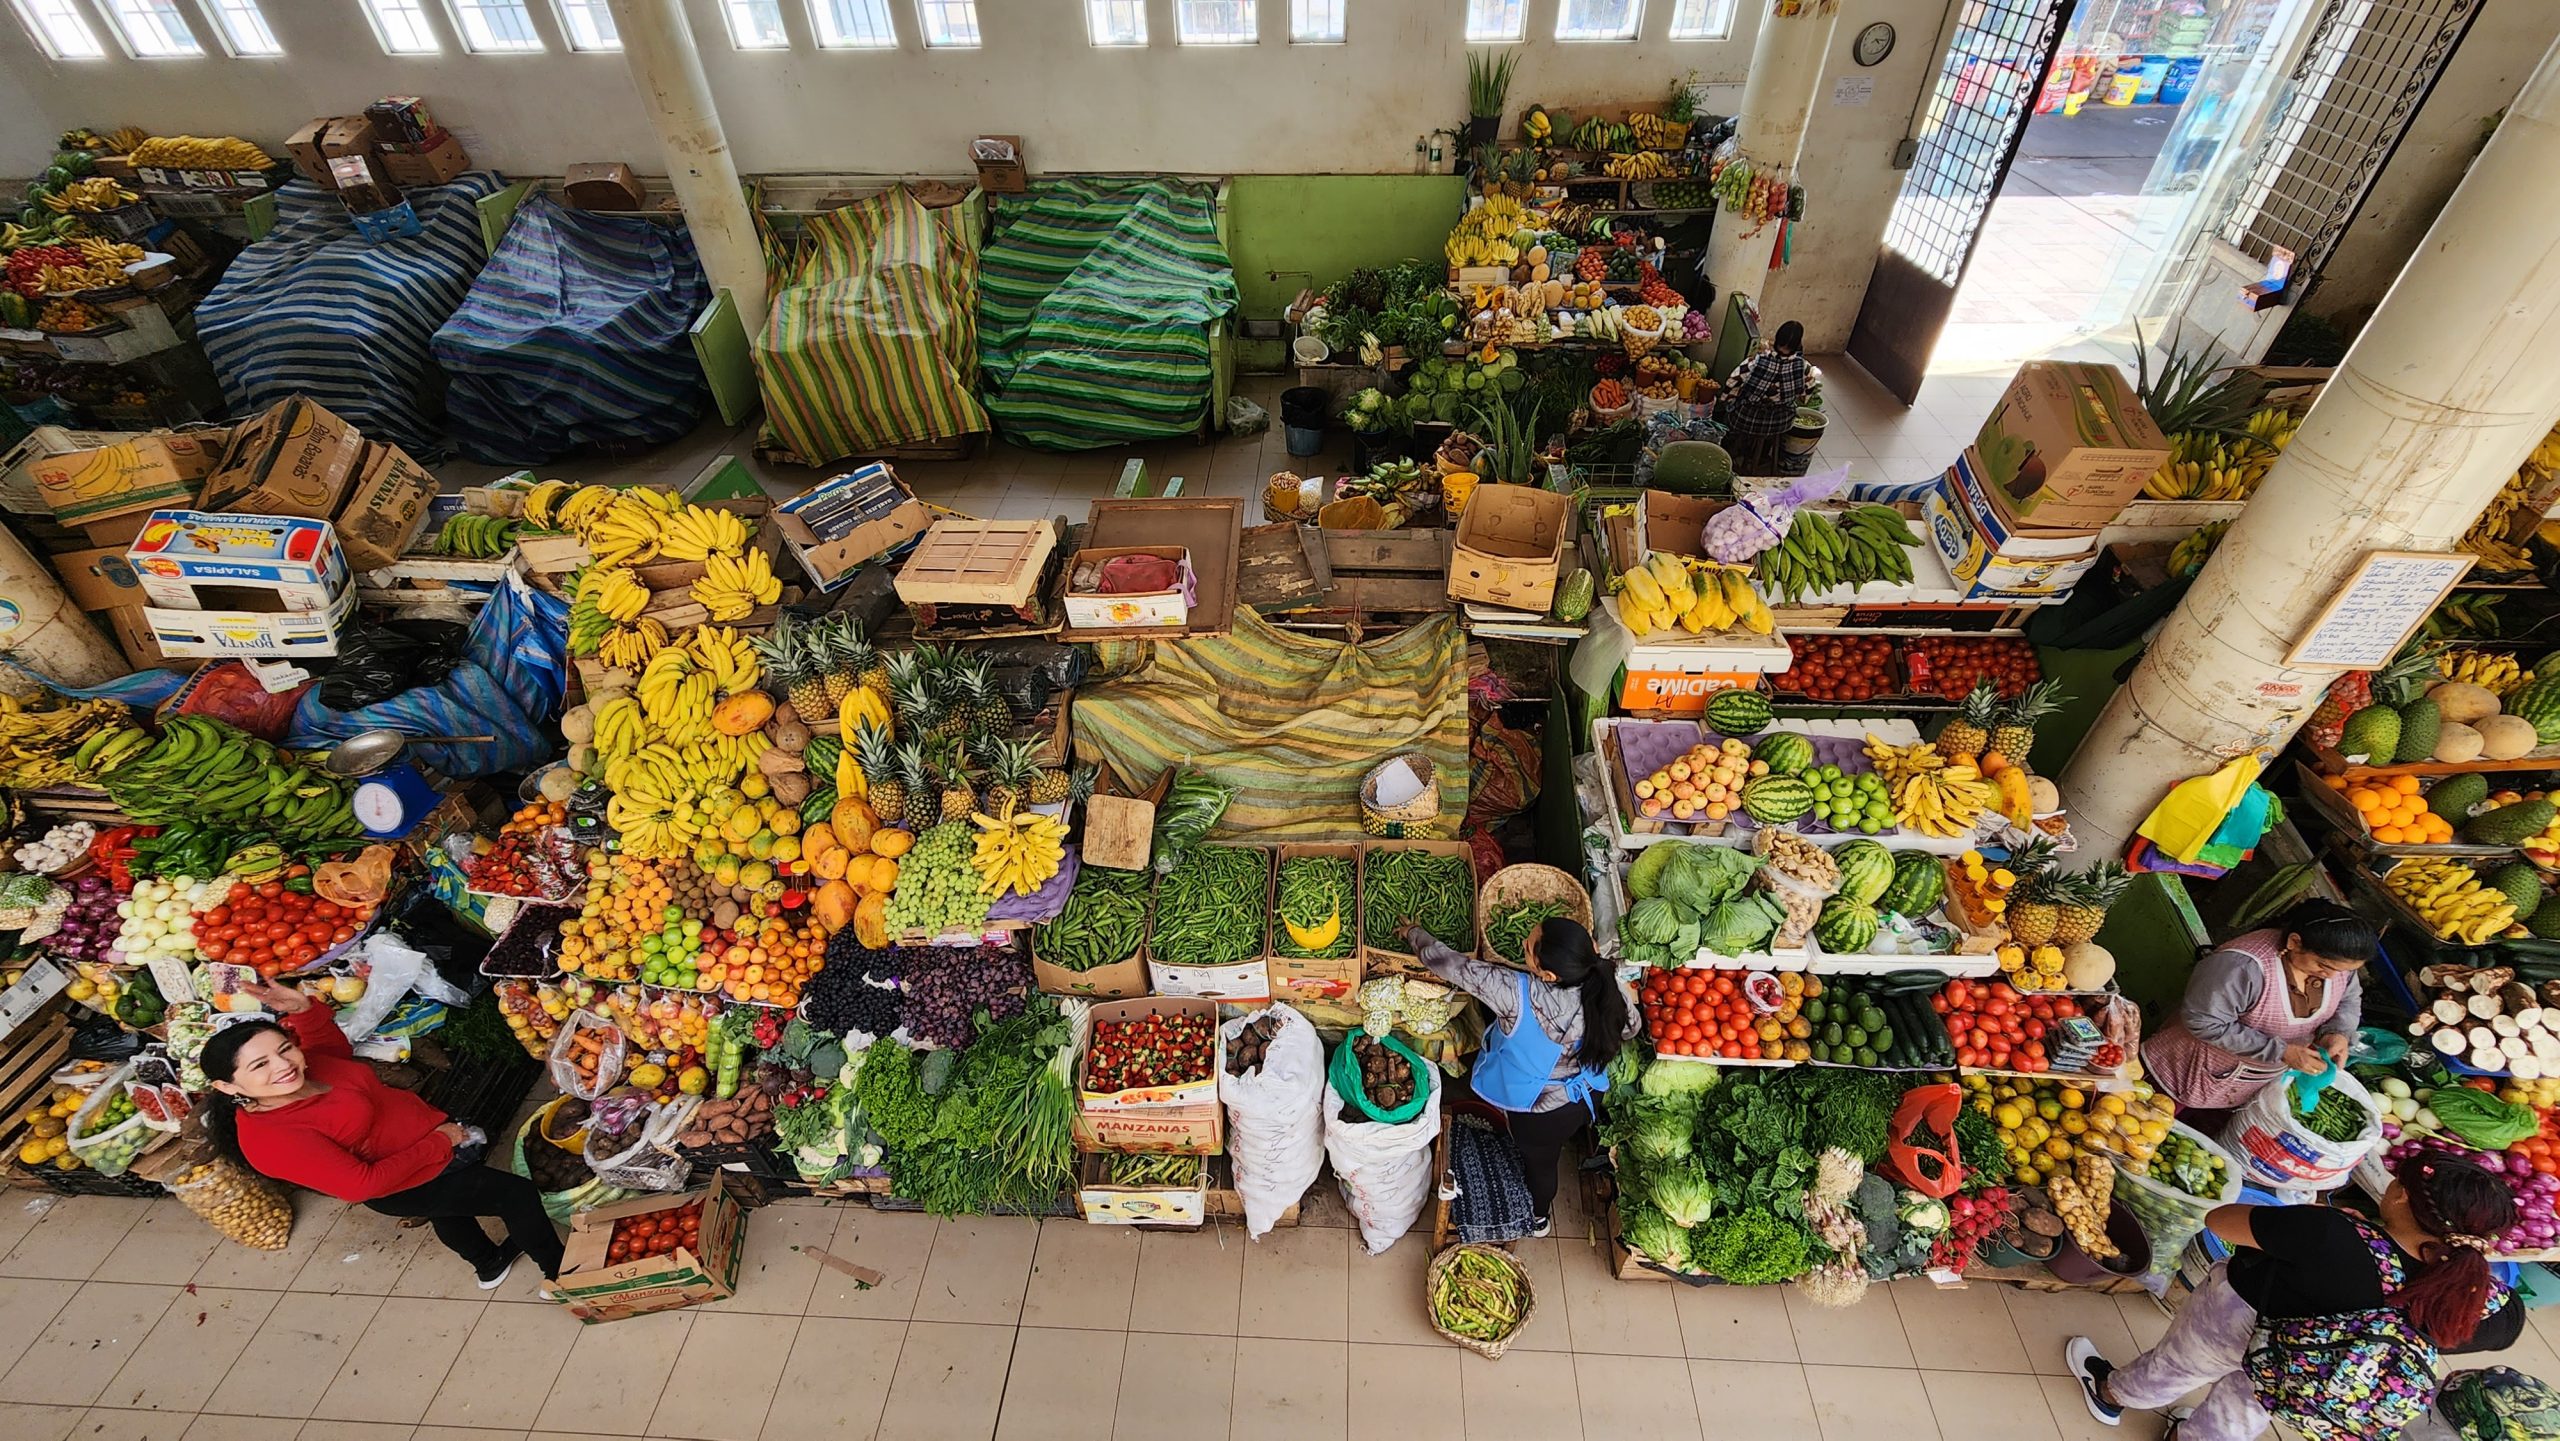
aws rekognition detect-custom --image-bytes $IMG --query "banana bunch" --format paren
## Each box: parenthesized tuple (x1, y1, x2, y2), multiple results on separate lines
(591, 695, 650, 764)
(2437, 647, 2529, 696)
(1616, 551, 1771, 637)
(660, 504, 749, 562)
(591, 566, 650, 623)
(1862, 736, 1947, 789)
(2244, 406, 2301, 453)
(95, 715, 355, 838)
(129, 136, 272, 169)
(2167, 519, 2231, 579)
(2463, 462, 2538, 572)
(432, 513, 521, 558)
(586, 492, 673, 567)
(692, 549, 781, 622)
(1629, 112, 1688, 149)
(1756, 507, 1918, 603)
(1602, 150, 1677, 180)
(638, 648, 720, 745)
(516, 478, 579, 529)
(1892, 763, 1997, 839)
(103, 127, 151, 156)
(564, 568, 614, 657)
(971, 807, 1068, 899)
(2528, 421, 2560, 475)
(2143, 431, 2276, 500)
(597, 618, 668, 670)
(0, 217, 78, 251)
(600, 731, 771, 858)
(44, 178, 136, 213)
(0, 697, 146, 789)
(2384, 859, 2518, 945)
(34, 239, 144, 292)
(685, 624, 761, 696)
(1445, 194, 1529, 268)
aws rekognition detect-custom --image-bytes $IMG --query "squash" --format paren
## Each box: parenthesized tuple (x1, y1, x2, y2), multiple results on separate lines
(869, 826, 913, 859)
(2433, 722, 2487, 764)
(831, 797, 878, 853)
(853, 891, 890, 949)
(2061, 941, 2116, 991)
(712, 691, 775, 736)
(812, 879, 857, 933)
(2430, 681, 2502, 725)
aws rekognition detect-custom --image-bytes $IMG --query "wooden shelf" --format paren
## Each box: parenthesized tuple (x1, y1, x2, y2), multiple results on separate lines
(2306, 740, 2560, 780)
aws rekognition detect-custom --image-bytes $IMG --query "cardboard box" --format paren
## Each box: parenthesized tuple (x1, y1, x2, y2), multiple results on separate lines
(1632, 488, 1727, 562)
(1357, 839, 1480, 972)
(1145, 958, 1271, 1005)
(140, 584, 359, 658)
(1265, 843, 1361, 1005)
(1925, 456, 2102, 603)
(1448, 484, 1571, 612)
(1972, 361, 2169, 532)
(334, 442, 438, 572)
(1031, 934, 1149, 1000)
(1071, 1101, 1222, 1155)
(1619, 664, 1764, 716)
(380, 132, 469, 188)
(1065, 546, 1192, 631)
(28, 431, 224, 529)
(203, 398, 367, 521)
(50, 545, 145, 613)
(102, 604, 192, 673)
(773, 463, 931, 592)
(127, 511, 351, 611)
(972, 135, 1027, 194)
(552, 1174, 747, 1324)
(1078, 996, 1223, 1112)
(1075, 1153, 1207, 1226)
(285, 118, 341, 184)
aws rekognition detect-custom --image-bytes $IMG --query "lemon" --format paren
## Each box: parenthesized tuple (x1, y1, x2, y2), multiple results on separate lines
(2062, 1113, 2087, 1136)
(2037, 1099, 2062, 1122)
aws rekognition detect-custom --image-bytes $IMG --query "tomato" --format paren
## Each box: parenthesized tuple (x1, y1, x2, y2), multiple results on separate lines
(198, 939, 229, 961)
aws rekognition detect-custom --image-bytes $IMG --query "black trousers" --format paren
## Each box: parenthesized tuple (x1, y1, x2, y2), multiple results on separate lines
(366, 1156, 564, 1279)
(1504, 1097, 1594, 1223)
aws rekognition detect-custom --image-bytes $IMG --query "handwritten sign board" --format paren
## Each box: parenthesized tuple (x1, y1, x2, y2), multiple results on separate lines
(2285, 550, 2476, 670)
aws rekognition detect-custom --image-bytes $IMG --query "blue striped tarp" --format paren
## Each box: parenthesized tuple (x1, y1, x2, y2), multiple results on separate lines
(432, 196, 710, 464)
(197, 174, 504, 459)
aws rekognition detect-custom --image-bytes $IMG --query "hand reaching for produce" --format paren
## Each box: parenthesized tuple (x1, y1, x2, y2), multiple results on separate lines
(2282, 1042, 2325, 1073)
(240, 977, 312, 1014)
(2321, 1032, 2351, 1065)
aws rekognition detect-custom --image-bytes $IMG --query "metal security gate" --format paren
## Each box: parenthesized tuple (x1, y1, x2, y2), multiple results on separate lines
(1845, 0, 2076, 404)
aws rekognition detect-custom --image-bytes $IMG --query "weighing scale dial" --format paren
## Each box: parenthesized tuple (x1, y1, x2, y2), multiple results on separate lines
(352, 762, 441, 838)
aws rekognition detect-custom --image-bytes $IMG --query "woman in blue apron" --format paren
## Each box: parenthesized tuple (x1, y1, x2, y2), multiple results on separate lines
(1403, 915, 1633, 1236)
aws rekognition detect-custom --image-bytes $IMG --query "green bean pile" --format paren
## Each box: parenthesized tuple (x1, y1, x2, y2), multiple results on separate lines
(1149, 846, 1267, 968)
(1032, 868, 1150, 972)
(1273, 856, 1356, 959)
(1105, 1153, 1201, 1187)
(1429, 1246, 1529, 1341)
(1363, 849, 1474, 952)
(1485, 900, 1568, 966)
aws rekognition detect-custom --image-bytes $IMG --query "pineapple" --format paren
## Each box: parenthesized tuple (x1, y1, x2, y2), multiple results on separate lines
(856, 639, 891, 696)
(977, 736, 1037, 816)
(956, 655, 1013, 738)
(814, 619, 857, 708)
(887, 660, 937, 743)
(2005, 870, 2064, 948)
(2055, 862, 2131, 945)
(1938, 682, 2002, 759)
(1990, 680, 2065, 764)
(934, 744, 978, 824)
(893, 741, 939, 833)
(1028, 762, 1072, 806)
(837, 627, 879, 705)
(854, 722, 903, 822)
(784, 626, 832, 720)
(751, 614, 808, 713)
(924, 651, 970, 741)
(1063, 762, 1097, 808)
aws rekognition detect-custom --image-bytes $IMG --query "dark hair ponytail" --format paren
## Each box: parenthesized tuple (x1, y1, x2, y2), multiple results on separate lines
(2278, 897, 2380, 967)
(196, 1020, 288, 1172)
(1535, 919, 1626, 1072)
(2395, 1156, 2519, 1347)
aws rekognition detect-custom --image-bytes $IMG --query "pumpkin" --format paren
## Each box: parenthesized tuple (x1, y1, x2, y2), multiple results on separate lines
(812, 879, 857, 933)
(869, 826, 913, 859)
(831, 797, 878, 853)
(712, 691, 775, 737)
(853, 891, 890, 949)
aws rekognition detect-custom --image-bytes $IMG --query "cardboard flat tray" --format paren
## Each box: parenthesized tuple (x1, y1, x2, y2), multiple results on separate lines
(896, 520, 1057, 606)
(1072, 499, 1243, 639)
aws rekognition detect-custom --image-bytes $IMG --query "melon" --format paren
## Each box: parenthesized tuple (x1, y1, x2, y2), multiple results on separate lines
(2027, 776, 2061, 814)
(2430, 681, 2501, 724)
(2061, 941, 2116, 990)
(2433, 722, 2486, 764)
(2479, 714, 2541, 760)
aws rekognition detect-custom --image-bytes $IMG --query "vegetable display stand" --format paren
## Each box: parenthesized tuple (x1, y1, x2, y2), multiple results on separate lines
(1145, 843, 1274, 1004)
(2306, 739, 2560, 781)
(2289, 760, 2518, 860)
(1267, 843, 1363, 1005)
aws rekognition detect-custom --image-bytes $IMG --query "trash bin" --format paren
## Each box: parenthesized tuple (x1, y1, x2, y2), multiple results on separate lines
(1281, 386, 1329, 458)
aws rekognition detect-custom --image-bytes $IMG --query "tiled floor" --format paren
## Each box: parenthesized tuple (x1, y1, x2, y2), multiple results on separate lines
(11, 1176, 2560, 1441)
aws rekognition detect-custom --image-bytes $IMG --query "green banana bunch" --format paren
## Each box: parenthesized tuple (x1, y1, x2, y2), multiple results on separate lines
(434, 513, 523, 559)
(1754, 506, 1922, 602)
(563, 565, 614, 657)
(97, 716, 356, 838)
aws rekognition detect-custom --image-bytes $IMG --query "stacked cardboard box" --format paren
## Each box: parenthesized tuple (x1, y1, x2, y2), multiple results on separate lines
(1928, 362, 2168, 603)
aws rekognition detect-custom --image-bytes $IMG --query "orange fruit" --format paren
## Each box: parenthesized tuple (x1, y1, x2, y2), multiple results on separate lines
(2393, 774, 2423, 795)
(2374, 825, 2407, 844)
(2349, 788, 2385, 813)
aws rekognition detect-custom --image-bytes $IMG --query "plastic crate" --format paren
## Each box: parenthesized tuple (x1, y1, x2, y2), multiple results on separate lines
(415, 1050, 542, 1138)
(10, 1158, 162, 1197)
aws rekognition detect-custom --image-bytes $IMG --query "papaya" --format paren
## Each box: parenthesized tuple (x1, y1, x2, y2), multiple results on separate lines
(831, 797, 878, 853)
(868, 826, 913, 859)
(712, 691, 775, 736)
(813, 879, 857, 933)
(853, 891, 890, 949)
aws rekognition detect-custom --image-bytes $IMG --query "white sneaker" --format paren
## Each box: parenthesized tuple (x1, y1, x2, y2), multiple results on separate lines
(474, 1247, 520, 1291)
(2065, 1336, 2123, 1427)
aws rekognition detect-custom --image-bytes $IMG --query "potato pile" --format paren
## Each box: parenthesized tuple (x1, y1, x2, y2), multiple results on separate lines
(1226, 1014, 1282, 1078)
(675, 1089, 775, 1150)
(173, 1160, 293, 1250)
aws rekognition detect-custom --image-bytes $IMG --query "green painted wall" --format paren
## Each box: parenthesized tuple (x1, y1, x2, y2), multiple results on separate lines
(1228, 174, 1467, 368)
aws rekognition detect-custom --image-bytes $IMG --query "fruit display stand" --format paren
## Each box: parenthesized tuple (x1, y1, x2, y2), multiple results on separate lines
(2289, 760, 2516, 859)
(1591, 716, 1976, 854)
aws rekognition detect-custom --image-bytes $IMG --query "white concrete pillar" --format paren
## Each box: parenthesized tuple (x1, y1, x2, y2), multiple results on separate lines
(606, 0, 769, 327)
(1705, 0, 1843, 306)
(2058, 29, 2560, 858)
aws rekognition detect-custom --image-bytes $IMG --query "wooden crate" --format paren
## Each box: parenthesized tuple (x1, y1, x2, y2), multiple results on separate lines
(895, 520, 1058, 607)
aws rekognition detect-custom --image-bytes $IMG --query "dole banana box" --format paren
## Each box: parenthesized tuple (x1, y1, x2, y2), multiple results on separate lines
(200, 397, 366, 522)
(27, 430, 227, 528)
(1970, 361, 2169, 532)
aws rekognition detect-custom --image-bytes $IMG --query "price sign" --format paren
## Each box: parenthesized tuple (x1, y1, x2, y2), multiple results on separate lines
(2285, 550, 2476, 670)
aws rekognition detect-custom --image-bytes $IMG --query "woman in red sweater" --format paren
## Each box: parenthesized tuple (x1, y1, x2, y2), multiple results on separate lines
(201, 978, 563, 1288)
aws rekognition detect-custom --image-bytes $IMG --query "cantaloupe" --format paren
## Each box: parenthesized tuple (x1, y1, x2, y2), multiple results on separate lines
(2430, 681, 2501, 725)
(2027, 776, 2062, 814)
(2061, 941, 2116, 990)
(2479, 714, 2541, 761)
(2433, 723, 2487, 763)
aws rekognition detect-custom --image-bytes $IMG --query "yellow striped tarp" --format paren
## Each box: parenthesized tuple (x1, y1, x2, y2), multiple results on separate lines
(1072, 612, 1470, 843)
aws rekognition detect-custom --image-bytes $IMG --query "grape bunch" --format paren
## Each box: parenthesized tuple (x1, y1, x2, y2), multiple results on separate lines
(882, 824, 991, 939)
(898, 942, 1030, 1049)
(804, 932, 903, 1038)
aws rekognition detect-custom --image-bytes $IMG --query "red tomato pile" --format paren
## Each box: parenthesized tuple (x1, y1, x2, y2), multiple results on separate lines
(193, 869, 377, 977)
(1085, 1012, 1216, 1092)
(606, 1199, 703, 1265)
(1932, 978, 2068, 1073)
(1775, 635, 1900, 703)
(1905, 637, 2041, 700)
(1638, 968, 1781, 1060)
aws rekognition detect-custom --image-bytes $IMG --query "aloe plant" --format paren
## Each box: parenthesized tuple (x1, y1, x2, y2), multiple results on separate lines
(1466, 50, 1518, 121)
(2133, 323, 2267, 438)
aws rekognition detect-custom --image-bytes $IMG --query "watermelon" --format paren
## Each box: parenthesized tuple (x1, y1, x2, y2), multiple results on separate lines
(1753, 732, 1816, 777)
(2509, 673, 2560, 744)
(1740, 775, 1814, 823)
(1878, 850, 1946, 918)
(800, 784, 837, 829)
(1814, 896, 1879, 953)
(1833, 840, 1894, 906)
(1705, 689, 1772, 736)
(804, 735, 844, 777)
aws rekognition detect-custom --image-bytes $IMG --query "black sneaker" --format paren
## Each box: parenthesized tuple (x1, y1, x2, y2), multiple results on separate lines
(2065, 1337, 2122, 1427)
(475, 1243, 522, 1291)
(1527, 1214, 1553, 1239)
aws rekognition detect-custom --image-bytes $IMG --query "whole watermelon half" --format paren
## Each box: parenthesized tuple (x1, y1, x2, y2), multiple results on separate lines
(1833, 840, 1895, 906)
(1753, 732, 1816, 777)
(1878, 850, 1946, 918)
(1705, 689, 1773, 736)
(1814, 896, 1880, 953)
(1741, 775, 1815, 823)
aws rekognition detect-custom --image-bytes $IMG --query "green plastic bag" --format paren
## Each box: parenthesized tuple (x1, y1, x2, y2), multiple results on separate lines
(1329, 1032, 1431, 1125)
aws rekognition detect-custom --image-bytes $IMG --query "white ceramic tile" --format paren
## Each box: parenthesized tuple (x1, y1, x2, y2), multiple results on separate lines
(1806, 1364, 1942, 1441)
(529, 1306, 689, 1435)
(0, 1195, 148, 1280)
(204, 1291, 384, 1418)
(1237, 1224, 1349, 1341)
(99, 1285, 279, 1412)
(1346, 1342, 1463, 1441)
(0, 1280, 176, 1407)
(995, 1327, 1123, 1441)
(1574, 1352, 1702, 1440)
(309, 1296, 483, 1425)
(419, 1292, 583, 1430)
(760, 1318, 902, 1441)
(912, 1215, 1037, 1325)
(874, 1320, 1011, 1441)
(648, 1310, 796, 1441)
(1021, 1218, 1140, 1330)
(1230, 1337, 1348, 1441)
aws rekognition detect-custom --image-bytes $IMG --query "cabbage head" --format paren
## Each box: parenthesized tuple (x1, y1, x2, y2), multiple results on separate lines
(1648, 1159, 1719, 1228)
(1638, 1057, 1721, 1103)
(1622, 896, 1682, 945)
(1627, 842, 1681, 901)
(1658, 843, 1759, 913)
(1626, 1104, 1694, 1165)
(1620, 1200, 1690, 1268)
(1698, 894, 1782, 956)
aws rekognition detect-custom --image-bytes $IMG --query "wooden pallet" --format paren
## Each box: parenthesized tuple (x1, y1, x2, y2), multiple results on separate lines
(1238, 524, 1451, 640)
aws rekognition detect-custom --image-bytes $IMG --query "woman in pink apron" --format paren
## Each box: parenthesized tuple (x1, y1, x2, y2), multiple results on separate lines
(2142, 899, 2377, 1131)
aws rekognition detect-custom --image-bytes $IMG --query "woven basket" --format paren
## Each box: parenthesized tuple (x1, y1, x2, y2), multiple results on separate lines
(1475, 863, 1594, 966)
(1426, 1242, 1536, 1359)
(1361, 754, 1446, 839)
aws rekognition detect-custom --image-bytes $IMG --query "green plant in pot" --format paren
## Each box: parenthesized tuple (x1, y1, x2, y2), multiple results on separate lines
(1466, 50, 1518, 145)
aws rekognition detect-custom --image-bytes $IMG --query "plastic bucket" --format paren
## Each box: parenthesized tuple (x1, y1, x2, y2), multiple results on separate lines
(2043, 1199, 2154, 1285)
(1282, 387, 1329, 458)
(2134, 57, 2170, 103)
(1781, 407, 1826, 461)
(2159, 57, 2203, 106)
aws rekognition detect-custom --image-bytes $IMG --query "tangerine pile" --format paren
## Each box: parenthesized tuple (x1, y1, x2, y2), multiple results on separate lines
(699, 892, 825, 1006)
(556, 852, 682, 982)
(2330, 773, 2454, 844)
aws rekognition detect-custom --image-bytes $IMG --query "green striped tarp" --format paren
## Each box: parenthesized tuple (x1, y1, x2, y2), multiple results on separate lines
(754, 186, 985, 465)
(978, 178, 1237, 451)
(1071, 612, 1468, 843)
